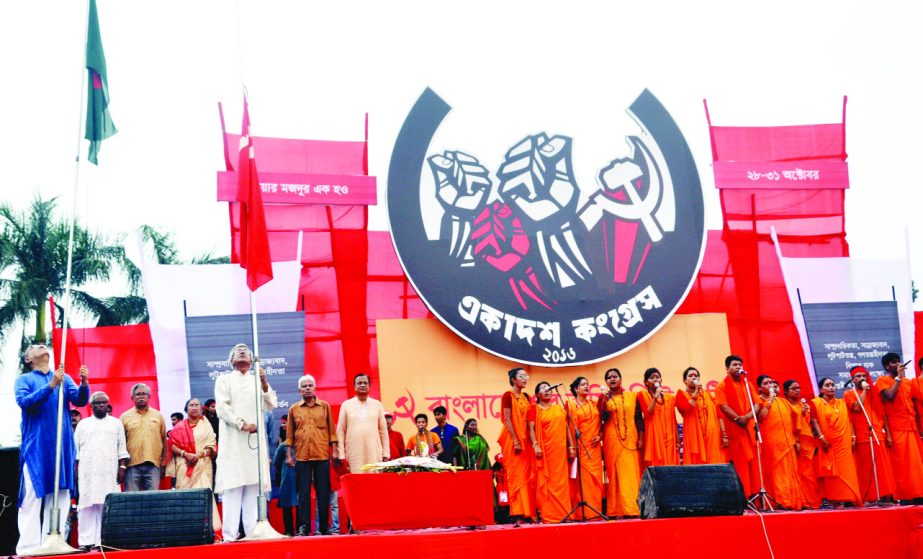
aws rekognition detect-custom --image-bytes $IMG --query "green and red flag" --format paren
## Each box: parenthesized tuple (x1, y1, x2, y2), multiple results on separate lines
(85, 0, 116, 165)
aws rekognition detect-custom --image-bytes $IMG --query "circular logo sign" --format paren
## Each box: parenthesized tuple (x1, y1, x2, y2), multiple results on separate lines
(388, 89, 704, 366)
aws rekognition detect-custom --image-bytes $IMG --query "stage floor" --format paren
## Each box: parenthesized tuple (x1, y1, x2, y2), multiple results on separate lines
(17, 505, 923, 559)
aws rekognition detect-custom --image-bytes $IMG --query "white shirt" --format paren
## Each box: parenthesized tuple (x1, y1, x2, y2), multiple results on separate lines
(74, 415, 129, 508)
(214, 370, 277, 493)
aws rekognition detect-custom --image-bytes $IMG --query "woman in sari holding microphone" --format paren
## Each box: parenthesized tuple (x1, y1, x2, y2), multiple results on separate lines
(565, 376, 603, 520)
(528, 381, 575, 523)
(637, 368, 680, 469)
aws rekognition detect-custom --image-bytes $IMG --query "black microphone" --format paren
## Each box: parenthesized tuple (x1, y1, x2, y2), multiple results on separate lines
(546, 383, 564, 390)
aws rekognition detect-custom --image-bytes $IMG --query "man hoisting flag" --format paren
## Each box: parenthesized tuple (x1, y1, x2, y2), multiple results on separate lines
(214, 92, 282, 541)
(85, 0, 117, 165)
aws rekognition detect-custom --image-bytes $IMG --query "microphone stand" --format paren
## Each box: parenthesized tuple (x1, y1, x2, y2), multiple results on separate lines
(741, 375, 778, 512)
(555, 385, 607, 523)
(848, 382, 886, 505)
(464, 432, 474, 470)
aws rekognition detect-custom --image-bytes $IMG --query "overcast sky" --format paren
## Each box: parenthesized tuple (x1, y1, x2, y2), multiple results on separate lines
(1, 0, 921, 440)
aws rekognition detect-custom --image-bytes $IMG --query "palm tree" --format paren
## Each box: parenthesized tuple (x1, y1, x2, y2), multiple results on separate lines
(0, 196, 139, 348)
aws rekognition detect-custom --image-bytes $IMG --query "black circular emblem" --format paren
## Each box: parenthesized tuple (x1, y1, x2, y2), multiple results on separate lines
(388, 88, 704, 366)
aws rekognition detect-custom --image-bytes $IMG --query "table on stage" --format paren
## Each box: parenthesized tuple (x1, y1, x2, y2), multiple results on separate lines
(340, 470, 495, 531)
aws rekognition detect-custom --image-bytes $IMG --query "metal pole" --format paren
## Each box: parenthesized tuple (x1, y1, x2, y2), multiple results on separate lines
(24, 2, 92, 556)
(241, 290, 283, 540)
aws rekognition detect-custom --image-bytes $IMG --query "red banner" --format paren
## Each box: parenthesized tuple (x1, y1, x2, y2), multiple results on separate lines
(217, 171, 377, 205)
(713, 161, 848, 189)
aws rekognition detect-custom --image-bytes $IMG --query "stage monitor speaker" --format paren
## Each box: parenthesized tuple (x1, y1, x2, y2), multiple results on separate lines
(638, 464, 745, 519)
(0, 448, 20, 556)
(101, 488, 213, 549)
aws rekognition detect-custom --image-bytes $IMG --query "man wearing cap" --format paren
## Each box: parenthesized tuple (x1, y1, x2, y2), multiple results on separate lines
(843, 365, 895, 502)
(385, 411, 406, 459)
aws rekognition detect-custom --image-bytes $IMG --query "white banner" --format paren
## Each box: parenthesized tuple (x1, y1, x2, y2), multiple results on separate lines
(139, 254, 301, 418)
(776, 251, 915, 393)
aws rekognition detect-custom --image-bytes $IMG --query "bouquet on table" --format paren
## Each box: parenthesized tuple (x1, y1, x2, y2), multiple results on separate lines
(360, 455, 460, 474)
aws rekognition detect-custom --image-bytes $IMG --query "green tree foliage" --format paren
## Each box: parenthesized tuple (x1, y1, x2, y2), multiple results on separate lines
(0, 196, 140, 348)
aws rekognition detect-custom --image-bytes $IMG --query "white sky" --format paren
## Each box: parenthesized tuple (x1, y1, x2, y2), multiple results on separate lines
(1, 0, 922, 442)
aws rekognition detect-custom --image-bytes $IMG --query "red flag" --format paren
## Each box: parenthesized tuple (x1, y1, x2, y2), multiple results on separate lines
(236, 94, 273, 291)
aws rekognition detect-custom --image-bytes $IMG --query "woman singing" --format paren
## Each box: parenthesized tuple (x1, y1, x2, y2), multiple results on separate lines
(565, 377, 603, 520)
(637, 368, 679, 469)
(812, 377, 862, 507)
(675, 367, 726, 465)
(528, 381, 574, 523)
(598, 368, 642, 518)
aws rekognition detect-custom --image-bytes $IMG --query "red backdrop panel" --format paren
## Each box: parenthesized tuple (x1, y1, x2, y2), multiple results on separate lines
(52, 324, 158, 418)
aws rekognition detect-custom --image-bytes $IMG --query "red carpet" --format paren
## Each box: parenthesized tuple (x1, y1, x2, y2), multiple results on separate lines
(19, 506, 923, 559)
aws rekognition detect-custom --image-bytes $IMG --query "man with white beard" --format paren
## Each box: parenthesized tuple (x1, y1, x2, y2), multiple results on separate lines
(214, 343, 277, 541)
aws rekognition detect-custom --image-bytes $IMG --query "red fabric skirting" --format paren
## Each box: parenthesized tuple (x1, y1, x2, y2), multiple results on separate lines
(340, 471, 494, 531)
(44, 506, 923, 559)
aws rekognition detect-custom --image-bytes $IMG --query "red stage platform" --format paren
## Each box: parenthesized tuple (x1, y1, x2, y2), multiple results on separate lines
(17, 506, 923, 559)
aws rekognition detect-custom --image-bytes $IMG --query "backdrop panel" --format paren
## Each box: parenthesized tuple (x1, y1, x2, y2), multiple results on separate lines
(801, 301, 902, 395)
(378, 313, 731, 447)
(185, 311, 306, 454)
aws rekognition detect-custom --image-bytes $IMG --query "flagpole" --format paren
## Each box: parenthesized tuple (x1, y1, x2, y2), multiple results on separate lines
(26, 1, 92, 557)
(242, 288, 283, 540)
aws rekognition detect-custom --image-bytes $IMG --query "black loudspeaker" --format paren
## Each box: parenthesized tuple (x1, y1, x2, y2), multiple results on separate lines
(0, 448, 20, 556)
(101, 488, 213, 549)
(638, 464, 745, 519)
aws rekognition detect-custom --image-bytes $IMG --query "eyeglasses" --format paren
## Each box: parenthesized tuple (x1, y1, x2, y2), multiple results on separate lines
(516, 374, 530, 380)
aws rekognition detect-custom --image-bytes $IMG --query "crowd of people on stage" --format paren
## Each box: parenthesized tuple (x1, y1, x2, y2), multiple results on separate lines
(499, 354, 923, 524)
(14, 342, 496, 554)
(15, 341, 923, 554)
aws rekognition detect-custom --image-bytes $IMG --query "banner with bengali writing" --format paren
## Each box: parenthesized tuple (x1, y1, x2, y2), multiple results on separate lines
(378, 313, 731, 449)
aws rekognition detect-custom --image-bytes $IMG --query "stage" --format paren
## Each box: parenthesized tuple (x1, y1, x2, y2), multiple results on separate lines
(18, 505, 923, 559)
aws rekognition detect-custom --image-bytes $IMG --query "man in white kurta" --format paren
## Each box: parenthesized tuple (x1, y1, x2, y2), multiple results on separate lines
(215, 343, 277, 541)
(74, 392, 129, 549)
(336, 373, 389, 473)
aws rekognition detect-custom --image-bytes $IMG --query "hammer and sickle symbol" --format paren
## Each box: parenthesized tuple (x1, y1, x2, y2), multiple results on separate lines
(594, 135, 676, 242)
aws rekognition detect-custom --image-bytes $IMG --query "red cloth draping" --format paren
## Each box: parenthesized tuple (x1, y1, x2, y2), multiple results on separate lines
(677, 101, 850, 399)
(340, 471, 494, 530)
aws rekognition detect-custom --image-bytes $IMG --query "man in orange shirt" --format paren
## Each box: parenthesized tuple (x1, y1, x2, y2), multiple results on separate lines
(875, 353, 923, 502)
(842, 366, 895, 503)
(911, 358, 923, 435)
(384, 411, 405, 458)
(286, 374, 337, 536)
(714, 355, 760, 497)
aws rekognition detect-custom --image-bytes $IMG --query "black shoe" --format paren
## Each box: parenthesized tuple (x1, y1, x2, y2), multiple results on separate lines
(296, 527, 309, 537)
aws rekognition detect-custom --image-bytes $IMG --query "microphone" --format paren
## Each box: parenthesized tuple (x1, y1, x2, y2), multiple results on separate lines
(545, 383, 564, 391)
(653, 382, 665, 402)
(739, 370, 748, 376)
